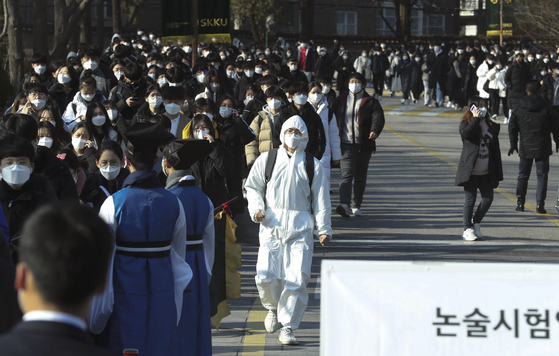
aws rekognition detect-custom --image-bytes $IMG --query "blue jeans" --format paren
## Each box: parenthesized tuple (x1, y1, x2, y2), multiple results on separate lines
(516, 156, 549, 206)
(463, 174, 494, 229)
(436, 83, 444, 104)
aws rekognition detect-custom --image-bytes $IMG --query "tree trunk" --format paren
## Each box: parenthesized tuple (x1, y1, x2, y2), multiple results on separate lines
(112, 0, 121, 34)
(67, 0, 79, 51)
(6, 0, 25, 90)
(80, 1, 92, 44)
(399, 0, 411, 44)
(33, 0, 49, 56)
(96, 0, 104, 49)
(51, 0, 95, 60)
(122, 0, 145, 34)
(53, 0, 66, 40)
(300, 0, 313, 40)
(248, 13, 260, 43)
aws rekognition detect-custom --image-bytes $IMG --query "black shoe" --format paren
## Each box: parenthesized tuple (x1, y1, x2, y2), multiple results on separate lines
(516, 204, 524, 212)
(537, 206, 547, 214)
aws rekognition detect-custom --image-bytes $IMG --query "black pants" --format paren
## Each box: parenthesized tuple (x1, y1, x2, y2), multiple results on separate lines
(372, 74, 384, 97)
(516, 156, 549, 206)
(463, 174, 494, 229)
(489, 89, 508, 117)
(339, 143, 373, 208)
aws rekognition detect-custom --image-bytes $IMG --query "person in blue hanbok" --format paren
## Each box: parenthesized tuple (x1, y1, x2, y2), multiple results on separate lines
(88, 123, 192, 356)
(163, 138, 215, 356)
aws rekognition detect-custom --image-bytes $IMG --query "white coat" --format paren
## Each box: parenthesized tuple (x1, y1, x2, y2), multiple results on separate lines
(476, 61, 492, 99)
(353, 56, 372, 80)
(245, 115, 332, 330)
(311, 97, 341, 186)
(62, 91, 107, 132)
(487, 67, 507, 98)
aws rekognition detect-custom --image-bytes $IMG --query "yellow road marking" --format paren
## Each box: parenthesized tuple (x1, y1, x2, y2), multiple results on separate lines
(242, 298, 268, 355)
(385, 124, 559, 227)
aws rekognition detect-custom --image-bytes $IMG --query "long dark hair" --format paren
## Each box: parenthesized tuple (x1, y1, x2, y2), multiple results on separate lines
(460, 96, 492, 134)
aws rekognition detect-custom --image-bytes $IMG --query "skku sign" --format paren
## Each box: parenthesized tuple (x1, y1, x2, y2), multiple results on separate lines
(320, 261, 559, 355)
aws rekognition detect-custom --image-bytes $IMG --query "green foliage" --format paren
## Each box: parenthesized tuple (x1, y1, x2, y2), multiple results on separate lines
(231, 0, 281, 39)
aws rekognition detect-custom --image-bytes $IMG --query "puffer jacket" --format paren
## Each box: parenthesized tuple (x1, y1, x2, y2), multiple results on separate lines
(246, 105, 279, 167)
(509, 95, 559, 159)
(505, 60, 532, 110)
(62, 90, 106, 132)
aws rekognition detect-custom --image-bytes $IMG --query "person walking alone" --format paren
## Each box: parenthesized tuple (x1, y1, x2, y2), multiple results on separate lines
(455, 97, 503, 241)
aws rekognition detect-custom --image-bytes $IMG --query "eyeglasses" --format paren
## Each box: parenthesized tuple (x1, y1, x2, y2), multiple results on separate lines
(29, 92, 47, 100)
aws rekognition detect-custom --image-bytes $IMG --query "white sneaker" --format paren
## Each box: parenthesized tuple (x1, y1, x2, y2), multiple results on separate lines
(446, 101, 453, 108)
(336, 204, 351, 218)
(279, 327, 299, 345)
(405, 98, 411, 105)
(503, 117, 509, 124)
(462, 228, 477, 241)
(401, 98, 406, 104)
(473, 223, 482, 239)
(264, 310, 280, 333)
(352, 208, 363, 217)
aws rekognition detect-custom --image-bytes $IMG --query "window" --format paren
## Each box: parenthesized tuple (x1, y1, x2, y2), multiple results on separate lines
(423, 14, 445, 35)
(337, 11, 357, 35)
(375, 7, 422, 35)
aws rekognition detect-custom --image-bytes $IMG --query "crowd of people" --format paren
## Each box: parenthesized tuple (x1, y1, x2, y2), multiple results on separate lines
(0, 29, 389, 355)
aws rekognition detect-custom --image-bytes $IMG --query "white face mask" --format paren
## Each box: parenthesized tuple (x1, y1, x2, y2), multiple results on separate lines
(289, 64, 298, 71)
(487, 60, 493, 65)
(82, 93, 95, 102)
(478, 107, 488, 117)
(72, 135, 86, 150)
(226, 70, 235, 78)
(148, 96, 162, 108)
(209, 83, 219, 92)
(361, 53, 367, 57)
(184, 46, 192, 53)
(255, 67, 263, 74)
(470, 60, 476, 66)
(92, 115, 106, 126)
(158, 77, 168, 85)
(34, 65, 46, 75)
(83, 60, 98, 71)
(31, 99, 46, 110)
(309, 93, 322, 103)
(244, 70, 254, 78)
(219, 106, 233, 118)
(544, 58, 550, 63)
(527, 57, 534, 62)
(2, 164, 31, 188)
(38, 137, 53, 148)
(348, 83, 362, 94)
(265, 51, 271, 56)
(156, 40, 162, 46)
(195, 130, 210, 140)
(523, 50, 529, 55)
(322, 85, 331, 94)
(196, 73, 205, 83)
(293, 94, 308, 105)
(457, 49, 464, 54)
(165, 103, 181, 115)
(100, 165, 121, 181)
(244, 96, 254, 105)
(415, 57, 421, 62)
(57, 74, 71, 84)
(541, 71, 548, 77)
(283, 133, 301, 149)
(496, 64, 502, 70)
(268, 99, 281, 110)
(202, 112, 214, 121)
(342, 55, 349, 60)
(434, 46, 441, 52)
(148, 73, 156, 81)
(556, 69, 559, 75)
(402, 56, 409, 60)
(107, 109, 118, 121)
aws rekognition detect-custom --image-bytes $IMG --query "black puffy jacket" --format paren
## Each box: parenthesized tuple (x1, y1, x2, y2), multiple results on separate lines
(509, 95, 559, 159)
(273, 102, 326, 160)
(455, 116, 503, 187)
(505, 60, 532, 110)
(191, 140, 236, 210)
(108, 77, 148, 121)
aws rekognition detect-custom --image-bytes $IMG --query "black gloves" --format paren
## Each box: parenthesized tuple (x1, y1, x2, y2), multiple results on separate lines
(508, 147, 518, 156)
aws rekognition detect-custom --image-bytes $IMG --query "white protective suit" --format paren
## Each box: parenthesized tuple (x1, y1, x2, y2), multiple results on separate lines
(245, 115, 332, 330)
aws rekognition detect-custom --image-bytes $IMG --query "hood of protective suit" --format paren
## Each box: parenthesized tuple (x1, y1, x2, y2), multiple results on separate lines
(279, 115, 309, 153)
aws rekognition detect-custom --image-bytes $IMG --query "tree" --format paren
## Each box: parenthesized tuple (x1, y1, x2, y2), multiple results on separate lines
(50, 0, 95, 60)
(96, 0, 104, 49)
(112, 0, 122, 34)
(5, 0, 24, 89)
(121, 0, 146, 34)
(33, 0, 49, 57)
(300, 0, 314, 40)
(374, 0, 413, 44)
(513, 0, 559, 42)
(80, 1, 92, 44)
(54, 0, 66, 40)
(231, 0, 281, 43)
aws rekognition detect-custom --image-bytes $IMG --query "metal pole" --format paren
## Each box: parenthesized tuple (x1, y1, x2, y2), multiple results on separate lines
(499, 0, 503, 46)
(191, 0, 198, 64)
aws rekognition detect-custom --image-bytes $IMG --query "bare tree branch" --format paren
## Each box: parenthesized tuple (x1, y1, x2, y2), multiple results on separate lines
(0, 0, 8, 41)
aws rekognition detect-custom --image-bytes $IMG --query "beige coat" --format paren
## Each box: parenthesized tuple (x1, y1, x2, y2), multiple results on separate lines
(245, 108, 277, 167)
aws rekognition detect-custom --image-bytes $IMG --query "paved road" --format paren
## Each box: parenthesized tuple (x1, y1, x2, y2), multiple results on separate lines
(211, 95, 559, 355)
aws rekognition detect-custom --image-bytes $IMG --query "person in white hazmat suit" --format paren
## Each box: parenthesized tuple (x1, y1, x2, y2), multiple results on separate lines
(245, 115, 332, 345)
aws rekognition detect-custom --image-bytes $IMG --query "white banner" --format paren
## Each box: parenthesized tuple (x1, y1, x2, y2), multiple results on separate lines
(320, 260, 559, 356)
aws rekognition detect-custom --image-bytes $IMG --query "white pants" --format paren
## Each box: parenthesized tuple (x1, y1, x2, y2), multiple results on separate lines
(423, 80, 431, 105)
(255, 232, 313, 330)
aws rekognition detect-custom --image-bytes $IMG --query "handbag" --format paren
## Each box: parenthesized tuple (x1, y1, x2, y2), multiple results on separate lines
(483, 79, 490, 93)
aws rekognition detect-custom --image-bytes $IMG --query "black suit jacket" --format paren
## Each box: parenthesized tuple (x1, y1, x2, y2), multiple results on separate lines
(0, 321, 117, 356)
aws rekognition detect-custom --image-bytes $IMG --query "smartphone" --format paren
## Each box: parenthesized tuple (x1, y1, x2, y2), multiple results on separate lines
(470, 104, 478, 114)
(131, 97, 139, 101)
